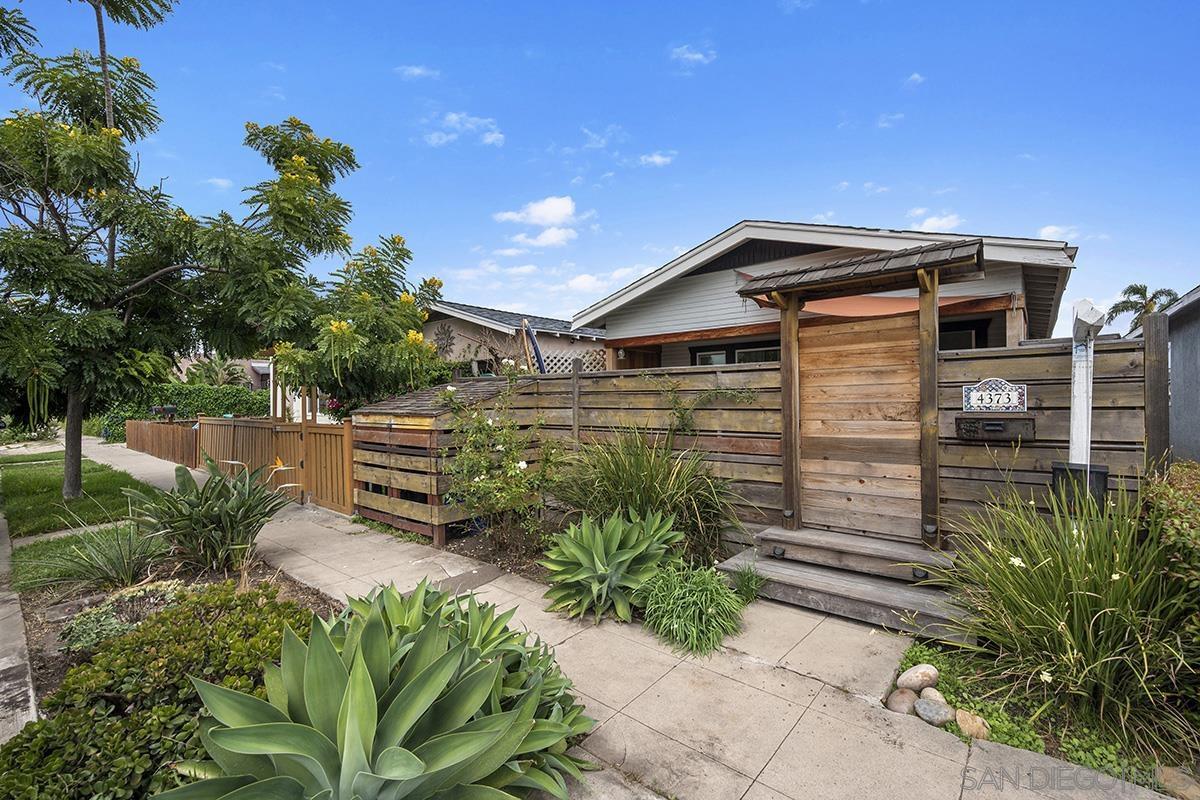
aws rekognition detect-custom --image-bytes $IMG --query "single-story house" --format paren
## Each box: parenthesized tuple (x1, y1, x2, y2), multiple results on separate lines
(423, 301, 606, 374)
(572, 220, 1077, 367)
(1132, 282, 1200, 461)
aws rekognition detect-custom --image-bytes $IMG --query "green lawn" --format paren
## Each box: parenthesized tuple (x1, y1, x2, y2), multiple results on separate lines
(9, 527, 125, 592)
(0, 458, 151, 537)
(0, 449, 65, 465)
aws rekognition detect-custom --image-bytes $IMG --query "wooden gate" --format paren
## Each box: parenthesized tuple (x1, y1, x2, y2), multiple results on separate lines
(797, 313, 923, 541)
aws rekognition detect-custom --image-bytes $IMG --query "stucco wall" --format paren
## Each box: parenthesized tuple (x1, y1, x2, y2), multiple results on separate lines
(1170, 307, 1200, 461)
(423, 317, 603, 372)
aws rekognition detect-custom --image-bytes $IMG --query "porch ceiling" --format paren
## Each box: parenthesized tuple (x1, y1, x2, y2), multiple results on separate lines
(737, 239, 985, 303)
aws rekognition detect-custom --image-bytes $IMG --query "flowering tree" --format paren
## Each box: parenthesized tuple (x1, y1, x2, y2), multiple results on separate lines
(0, 4, 443, 495)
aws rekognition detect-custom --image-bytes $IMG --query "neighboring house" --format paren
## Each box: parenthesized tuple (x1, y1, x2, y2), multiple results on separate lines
(572, 220, 1077, 368)
(424, 300, 606, 374)
(1131, 282, 1200, 460)
(174, 356, 272, 390)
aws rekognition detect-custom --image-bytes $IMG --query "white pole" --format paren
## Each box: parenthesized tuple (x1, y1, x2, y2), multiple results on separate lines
(1069, 300, 1106, 465)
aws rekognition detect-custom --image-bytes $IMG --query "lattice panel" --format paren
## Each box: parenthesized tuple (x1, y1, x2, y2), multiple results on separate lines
(542, 348, 606, 373)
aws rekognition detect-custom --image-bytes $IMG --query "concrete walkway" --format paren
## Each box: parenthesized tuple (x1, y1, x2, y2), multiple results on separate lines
(79, 442, 1167, 800)
(0, 516, 37, 744)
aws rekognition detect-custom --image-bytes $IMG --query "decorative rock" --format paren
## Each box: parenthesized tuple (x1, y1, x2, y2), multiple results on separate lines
(1156, 766, 1200, 800)
(896, 663, 939, 692)
(43, 593, 106, 623)
(914, 698, 955, 727)
(920, 687, 946, 704)
(955, 708, 991, 740)
(884, 688, 918, 715)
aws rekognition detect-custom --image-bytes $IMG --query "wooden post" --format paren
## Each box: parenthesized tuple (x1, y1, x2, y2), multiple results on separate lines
(778, 293, 803, 530)
(1144, 312, 1170, 470)
(917, 268, 941, 547)
(570, 358, 582, 447)
(1005, 294, 1027, 347)
(342, 418, 355, 515)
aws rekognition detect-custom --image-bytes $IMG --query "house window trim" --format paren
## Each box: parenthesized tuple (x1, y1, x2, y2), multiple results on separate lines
(693, 350, 728, 366)
(734, 345, 782, 364)
(688, 339, 782, 366)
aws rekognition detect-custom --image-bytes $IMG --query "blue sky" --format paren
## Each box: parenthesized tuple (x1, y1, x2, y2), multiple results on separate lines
(16, 1, 1200, 334)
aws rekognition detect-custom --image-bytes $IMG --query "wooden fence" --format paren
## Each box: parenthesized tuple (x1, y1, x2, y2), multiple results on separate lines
(125, 419, 199, 469)
(937, 337, 1149, 530)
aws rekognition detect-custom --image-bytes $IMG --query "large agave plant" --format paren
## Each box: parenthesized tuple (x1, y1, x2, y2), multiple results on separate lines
(541, 510, 683, 622)
(158, 581, 593, 800)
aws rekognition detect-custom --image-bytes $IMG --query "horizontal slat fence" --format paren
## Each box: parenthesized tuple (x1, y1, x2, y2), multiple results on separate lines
(125, 419, 198, 469)
(937, 338, 1147, 532)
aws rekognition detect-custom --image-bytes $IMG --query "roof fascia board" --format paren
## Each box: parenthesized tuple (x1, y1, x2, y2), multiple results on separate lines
(430, 303, 517, 335)
(572, 220, 1073, 328)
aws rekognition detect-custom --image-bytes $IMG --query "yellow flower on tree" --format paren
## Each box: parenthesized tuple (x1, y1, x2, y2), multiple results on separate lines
(405, 329, 424, 345)
(399, 292, 415, 304)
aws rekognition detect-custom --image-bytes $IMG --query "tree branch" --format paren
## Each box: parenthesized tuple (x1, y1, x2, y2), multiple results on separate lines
(109, 262, 219, 304)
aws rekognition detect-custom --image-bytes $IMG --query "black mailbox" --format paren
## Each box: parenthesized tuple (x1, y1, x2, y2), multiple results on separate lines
(954, 415, 1035, 442)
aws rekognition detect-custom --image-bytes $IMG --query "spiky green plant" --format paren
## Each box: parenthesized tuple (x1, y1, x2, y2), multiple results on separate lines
(124, 456, 294, 571)
(541, 510, 683, 622)
(553, 428, 742, 563)
(19, 522, 168, 593)
(158, 581, 594, 800)
(731, 562, 766, 605)
(636, 565, 745, 655)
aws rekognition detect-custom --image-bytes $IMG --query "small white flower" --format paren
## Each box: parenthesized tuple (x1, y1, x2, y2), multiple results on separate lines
(1028, 499, 1037, 506)
(1039, 670, 1053, 683)
(517, 460, 528, 470)
(486, 417, 494, 426)
(501, 358, 514, 366)
(1111, 573, 1122, 581)
(494, 444, 503, 451)
(445, 385, 457, 392)
(1009, 556, 1026, 568)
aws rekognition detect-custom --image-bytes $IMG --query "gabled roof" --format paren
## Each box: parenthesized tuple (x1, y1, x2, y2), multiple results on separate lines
(739, 239, 984, 301)
(572, 220, 1077, 337)
(431, 301, 605, 339)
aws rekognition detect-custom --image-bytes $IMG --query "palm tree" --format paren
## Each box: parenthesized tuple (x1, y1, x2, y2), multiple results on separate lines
(1105, 284, 1179, 333)
(185, 355, 251, 387)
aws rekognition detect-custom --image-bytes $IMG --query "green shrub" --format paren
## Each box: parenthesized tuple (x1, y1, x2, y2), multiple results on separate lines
(19, 523, 169, 594)
(1145, 460, 1200, 674)
(924, 486, 1198, 759)
(160, 581, 593, 799)
(637, 565, 744, 655)
(542, 510, 683, 622)
(100, 383, 269, 442)
(553, 428, 742, 563)
(61, 580, 184, 652)
(81, 415, 104, 437)
(125, 457, 293, 571)
(0, 582, 312, 799)
(731, 562, 766, 604)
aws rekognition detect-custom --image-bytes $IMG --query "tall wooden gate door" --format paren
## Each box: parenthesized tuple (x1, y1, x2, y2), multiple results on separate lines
(797, 313, 923, 541)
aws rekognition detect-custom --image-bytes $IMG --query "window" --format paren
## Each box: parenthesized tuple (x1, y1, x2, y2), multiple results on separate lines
(735, 346, 781, 363)
(695, 350, 727, 366)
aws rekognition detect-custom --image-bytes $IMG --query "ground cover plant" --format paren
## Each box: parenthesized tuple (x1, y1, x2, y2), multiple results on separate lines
(0, 456, 150, 536)
(637, 564, 745, 655)
(125, 457, 292, 571)
(60, 579, 183, 652)
(15, 522, 168, 594)
(924, 484, 1199, 762)
(162, 581, 593, 799)
(0, 582, 316, 799)
(554, 428, 741, 564)
(542, 510, 682, 622)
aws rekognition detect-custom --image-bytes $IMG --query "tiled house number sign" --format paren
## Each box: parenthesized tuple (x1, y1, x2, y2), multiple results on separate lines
(962, 377, 1027, 412)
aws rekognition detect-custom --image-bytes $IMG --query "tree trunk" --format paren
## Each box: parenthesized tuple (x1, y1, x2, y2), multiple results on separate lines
(63, 386, 85, 500)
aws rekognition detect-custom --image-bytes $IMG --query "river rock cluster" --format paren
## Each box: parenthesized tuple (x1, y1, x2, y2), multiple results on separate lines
(885, 663, 991, 739)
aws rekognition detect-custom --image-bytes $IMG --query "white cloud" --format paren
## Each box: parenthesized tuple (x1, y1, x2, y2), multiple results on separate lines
(565, 273, 608, 293)
(581, 124, 625, 150)
(263, 86, 286, 101)
(913, 213, 963, 232)
(512, 227, 578, 248)
(905, 72, 926, 86)
(493, 247, 528, 257)
(263, 61, 286, 72)
(1016, 152, 1037, 161)
(480, 131, 505, 147)
(639, 151, 676, 167)
(424, 131, 458, 147)
(505, 264, 539, 275)
(670, 44, 717, 67)
(933, 186, 958, 195)
(494, 196, 577, 227)
(906, 207, 929, 218)
(863, 182, 890, 195)
(395, 64, 439, 80)
(811, 211, 836, 224)
(876, 112, 904, 128)
(778, 0, 815, 11)
(570, 175, 584, 186)
(203, 177, 233, 190)
(833, 181, 850, 191)
(1037, 224, 1079, 240)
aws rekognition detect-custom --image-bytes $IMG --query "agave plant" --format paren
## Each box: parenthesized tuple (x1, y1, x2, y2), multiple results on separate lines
(158, 581, 593, 800)
(124, 456, 294, 571)
(541, 510, 683, 622)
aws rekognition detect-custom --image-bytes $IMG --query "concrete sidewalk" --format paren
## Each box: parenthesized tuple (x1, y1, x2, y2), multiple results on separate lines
(81, 442, 1167, 800)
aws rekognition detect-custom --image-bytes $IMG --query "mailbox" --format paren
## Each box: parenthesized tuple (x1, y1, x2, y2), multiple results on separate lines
(954, 415, 1035, 442)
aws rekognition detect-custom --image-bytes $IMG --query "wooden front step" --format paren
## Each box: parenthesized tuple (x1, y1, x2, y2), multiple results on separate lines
(756, 525, 953, 582)
(718, 549, 965, 641)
